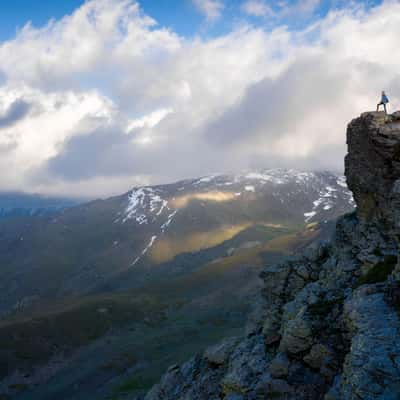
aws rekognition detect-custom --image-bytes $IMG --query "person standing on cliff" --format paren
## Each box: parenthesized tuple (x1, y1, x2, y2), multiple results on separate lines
(377, 91, 389, 113)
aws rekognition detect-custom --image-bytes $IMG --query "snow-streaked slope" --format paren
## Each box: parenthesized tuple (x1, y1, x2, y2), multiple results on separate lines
(0, 169, 354, 317)
(119, 188, 168, 224)
(304, 177, 354, 223)
(119, 169, 354, 228)
(116, 169, 354, 268)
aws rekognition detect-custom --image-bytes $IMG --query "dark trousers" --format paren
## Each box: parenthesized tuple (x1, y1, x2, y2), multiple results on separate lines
(377, 102, 387, 113)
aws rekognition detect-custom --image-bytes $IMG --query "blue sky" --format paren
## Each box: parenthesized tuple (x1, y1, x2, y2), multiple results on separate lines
(0, 0, 383, 41)
(0, 0, 250, 40)
(0, 0, 84, 40)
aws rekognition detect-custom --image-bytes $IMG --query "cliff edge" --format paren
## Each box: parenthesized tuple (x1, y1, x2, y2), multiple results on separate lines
(346, 111, 400, 237)
(142, 111, 400, 400)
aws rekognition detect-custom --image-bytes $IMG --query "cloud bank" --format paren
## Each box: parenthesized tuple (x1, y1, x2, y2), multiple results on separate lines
(0, 0, 398, 198)
(192, 0, 224, 21)
(241, 1, 272, 17)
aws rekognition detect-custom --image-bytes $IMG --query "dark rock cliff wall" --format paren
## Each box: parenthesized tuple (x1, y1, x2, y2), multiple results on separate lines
(346, 111, 400, 239)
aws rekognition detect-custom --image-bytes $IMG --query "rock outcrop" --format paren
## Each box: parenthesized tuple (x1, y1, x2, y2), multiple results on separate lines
(346, 112, 400, 235)
(142, 111, 400, 400)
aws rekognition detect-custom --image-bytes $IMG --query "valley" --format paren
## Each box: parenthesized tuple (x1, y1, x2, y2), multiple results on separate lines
(0, 169, 353, 399)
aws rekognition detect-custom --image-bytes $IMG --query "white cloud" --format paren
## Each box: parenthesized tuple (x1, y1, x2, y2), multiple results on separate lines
(126, 108, 173, 133)
(0, 0, 399, 198)
(296, 0, 321, 15)
(0, 84, 115, 192)
(241, 0, 273, 17)
(0, 0, 181, 93)
(192, 0, 224, 21)
(252, 0, 321, 20)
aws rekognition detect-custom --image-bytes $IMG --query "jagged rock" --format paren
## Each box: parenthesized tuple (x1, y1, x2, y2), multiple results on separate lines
(261, 378, 294, 399)
(279, 309, 313, 354)
(245, 293, 268, 336)
(143, 111, 400, 400)
(204, 337, 239, 366)
(221, 334, 269, 395)
(260, 252, 324, 344)
(345, 111, 400, 241)
(144, 355, 224, 400)
(269, 353, 290, 378)
(338, 287, 400, 399)
(224, 394, 245, 400)
(303, 344, 333, 370)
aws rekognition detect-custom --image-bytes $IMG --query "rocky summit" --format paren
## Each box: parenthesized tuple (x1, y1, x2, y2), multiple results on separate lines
(142, 111, 400, 400)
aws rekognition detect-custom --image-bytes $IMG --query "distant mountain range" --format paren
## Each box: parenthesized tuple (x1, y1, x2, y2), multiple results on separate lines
(0, 192, 79, 218)
(0, 169, 354, 400)
(0, 169, 353, 312)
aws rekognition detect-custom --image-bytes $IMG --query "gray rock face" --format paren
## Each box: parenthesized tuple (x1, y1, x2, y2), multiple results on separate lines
(340, 287, 400, 399)
(345, 111, 400, 239)
(269, 353, 290, 378)
(143, 112, 400, 400)
(204, 337, 239, 366)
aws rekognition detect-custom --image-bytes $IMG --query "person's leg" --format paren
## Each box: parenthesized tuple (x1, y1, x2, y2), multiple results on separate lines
(384, 103, 387, 114)
(377, 103, 379, 111)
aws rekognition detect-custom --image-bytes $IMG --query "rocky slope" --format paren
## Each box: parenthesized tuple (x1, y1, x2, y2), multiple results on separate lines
(143, 111, 400, 400)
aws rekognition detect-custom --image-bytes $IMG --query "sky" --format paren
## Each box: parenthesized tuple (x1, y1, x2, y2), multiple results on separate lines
(0, 0, 397, 199)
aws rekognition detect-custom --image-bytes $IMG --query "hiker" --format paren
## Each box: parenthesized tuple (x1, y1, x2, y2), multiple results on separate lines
(377, 91, 389, 113)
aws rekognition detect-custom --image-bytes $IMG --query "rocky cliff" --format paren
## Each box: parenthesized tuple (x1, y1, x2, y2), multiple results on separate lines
(142, 111, 400, 400)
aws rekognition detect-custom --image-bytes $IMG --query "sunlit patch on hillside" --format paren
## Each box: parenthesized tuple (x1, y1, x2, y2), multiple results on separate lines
(194, 226, 321, 279)
(263, 226, 320, 253)
(260, 223, 283, 229)
(170, 191, 238, 209)
(149, 223, 251, 264)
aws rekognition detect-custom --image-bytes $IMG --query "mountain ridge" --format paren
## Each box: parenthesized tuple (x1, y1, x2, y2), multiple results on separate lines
(0, 168, 355, 399)
(0, 192, 79, 219)
(114, 169, 353, 267)
(0, 168, 354, 318)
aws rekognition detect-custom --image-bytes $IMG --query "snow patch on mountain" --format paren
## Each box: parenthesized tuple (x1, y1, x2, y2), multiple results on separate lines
(120, 170, 354, 227)
(336, 176, 347, 188)
(161, 210, 178, 233)
(304, 182, 353, 223)
(245, 185, 255, 192)
(120, 188, 168, 224)
(244, 171, 285, 184)
(305, 186, 337, 222)
(119, 188, 181, 267)
(304, 211, 317, 221)
(193, 175, 218, 185)
(116, 169, 354, 267)
(243, 170, 316, 185)
(131, 235, 158, 266)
